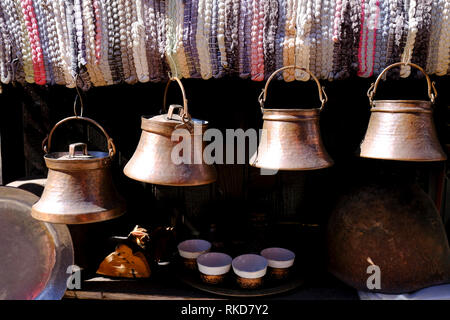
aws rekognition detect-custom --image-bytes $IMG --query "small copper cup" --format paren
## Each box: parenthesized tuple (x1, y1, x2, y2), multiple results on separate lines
(232, 254, 268, 289)
(261, 248, 295, 281)
(178, 239, 211, 271)
(197, 252, 232, 285)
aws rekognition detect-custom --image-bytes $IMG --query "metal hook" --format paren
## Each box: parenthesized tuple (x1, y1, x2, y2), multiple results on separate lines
(73, 74, 84, 117)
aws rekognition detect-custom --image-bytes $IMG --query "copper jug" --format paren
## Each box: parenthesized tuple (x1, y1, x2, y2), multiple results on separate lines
(250, 66, 333, 170)
(327, 181, 450, 293)
(360, 62, 447, 161)
(123, 77, 217, 186)
(31, 116, 126, 224)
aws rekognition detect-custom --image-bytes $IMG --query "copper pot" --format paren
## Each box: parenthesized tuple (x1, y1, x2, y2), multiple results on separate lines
(250, 66, 333, 170)
(327, 182, 450, 293)
(31, 116, 126, 224)
(360, 62, 447, 162)
(123, 77, 217, 186)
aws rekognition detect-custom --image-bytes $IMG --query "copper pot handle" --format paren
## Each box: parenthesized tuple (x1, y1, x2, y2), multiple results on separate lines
(367, 62, 438, 106)
(42, 116, 116, 158)
(162, 76, 191, 122)
(258, 65, 328, 111)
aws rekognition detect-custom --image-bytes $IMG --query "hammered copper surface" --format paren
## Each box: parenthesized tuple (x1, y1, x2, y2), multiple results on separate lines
(0, 187, 73, 300)
(250, 66, 333, 171)
(124, 77, 217, 186)
(327, 182, 450, 294)
(360, 62, 446, 162)
(268, 267, 290, 280)
(31, 116, 126, 224)
(251, 109, 334, 170)
(200, 274, 226, 285)
(236, 276, 264, 289)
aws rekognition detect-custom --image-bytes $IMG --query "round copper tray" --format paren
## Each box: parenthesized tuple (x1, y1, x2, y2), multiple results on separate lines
(0, 186, 74, 300)
(177, 263, 304, 298)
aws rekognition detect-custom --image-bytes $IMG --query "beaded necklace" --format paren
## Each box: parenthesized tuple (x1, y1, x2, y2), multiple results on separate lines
(74, 0, 92, 89)
(210, 0, 223, 77)
(144, 0, 159, 81)
(20, 0, 46, 85)
(251, 0, 264, 81)
(274, 0, 286, 79)
(182, 0, 196, 77)
(239, 0, 251, 78)
(35, 0, 54, 84)
(436, 0, 450, 75)
(0, 11, 11, 84)
(294, 0, 311, 81)
(263, 0, 278, 78)
(1, 0, 25, 83)
(363, 0, 380, 78)
(155, 0, 168, 81)
(117, 0, 131, 83)
(125, 0, 137, 84)
(53, 0, 74, 86)
(320, 0, 334, 79)
(400, 0, 418, 77)
(132, 0, 149, 82)
(189, 0, 201, 78)
(309, 0, 322, 78)
(283, 0, 297, 81)
(175, 0, 190, 78)
(82, 0, 104, 86)
(217, 0, 228, 71)
(106, 0, 124, 83)
(411, 0, 432, 75)
(375, 0, 389, 75)
(65, 0, 79, 84)
(196, 0, 213, 79)
(98, 0, 114, 85)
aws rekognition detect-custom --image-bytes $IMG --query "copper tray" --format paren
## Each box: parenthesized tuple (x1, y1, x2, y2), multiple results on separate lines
(177, 261, 304, 298)
(0, 186, 74, 300)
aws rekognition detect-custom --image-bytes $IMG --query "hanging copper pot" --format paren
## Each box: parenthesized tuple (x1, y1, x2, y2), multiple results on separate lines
(31, 116, 126, 224)
(327, 181, 450, 293)
(123, 77, 217, 186)
(360, 62, 447, 161)
(250, 66, 333, 170)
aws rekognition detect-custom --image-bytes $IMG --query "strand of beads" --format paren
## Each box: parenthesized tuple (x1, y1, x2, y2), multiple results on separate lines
(436, 0, 450, 75)
(362, 0, 380, 78)
(375, 0, 389, 75)
(217, 0, 228, 72)
(411, 0, 432, 76)
(155, 0, 168, 81)
(98, 0, 113, 85)
(400, 0, 418, 77)
(357, 0, 369, 77)
(0, 10, 11, 84)
(182, 0, 195, 77)
(43, 0, 66, 85)
(175, 0, 190, 78)
(211, 0, 223, 77)
(65, 0, 79, 84)
(165, 0, 178, 77)
(263, 0, 279, 77)
(132, 0, 149, 82)
(74, 0, 92, 89)
(124, 0, 137, 84)
(117, 0, 131, 83)
(197, 0, 213, 79)
(35, 0, 54, 84)
(251, 0, 264, 81)
(274, 0, 286, 79)
(283, 0, 296, 81)
(309, 0, 322, 78)
(106, 0, 123, 83)
(294, 0, 312, 81)
(53, 0, 74, 87)
(240, 0, 252, 78)
(321, 0, 334, 80)
(20, 0, 46, 85)
(144, 0, 159, 81)
(1, 0, 25, 83)
(82, 0, 105, 86)
(189, 0, 201, 78)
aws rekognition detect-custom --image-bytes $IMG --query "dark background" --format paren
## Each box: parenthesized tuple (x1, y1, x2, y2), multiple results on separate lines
(1, 74, 449, 282)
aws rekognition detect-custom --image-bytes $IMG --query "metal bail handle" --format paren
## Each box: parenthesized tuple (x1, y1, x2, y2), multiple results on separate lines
(162, 76, 191, 123)
(42, 116, 116, 158)
(258, 65, 328, 112)
(367, 62, 438, 106)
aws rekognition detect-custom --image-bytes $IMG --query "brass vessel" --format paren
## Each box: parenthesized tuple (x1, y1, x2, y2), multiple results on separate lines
(360, 62, 447, 161)
(124, 77, 217, 186)
(31, 116, 126, 224)
(250, 66, 333, 170)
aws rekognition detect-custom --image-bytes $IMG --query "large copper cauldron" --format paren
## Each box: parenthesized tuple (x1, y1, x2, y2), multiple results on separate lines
(360, 62, 447, 161)
(327, 182, 450, 293)
(250, 66, 333, 170)
(31, 116, 126, 224)
(124, 77, 217, 186)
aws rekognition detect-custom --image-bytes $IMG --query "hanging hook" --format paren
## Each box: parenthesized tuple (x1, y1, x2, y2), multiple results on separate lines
(73, 74, 84, 117)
